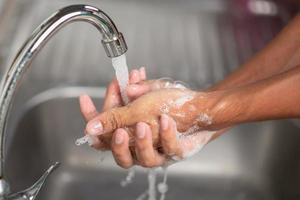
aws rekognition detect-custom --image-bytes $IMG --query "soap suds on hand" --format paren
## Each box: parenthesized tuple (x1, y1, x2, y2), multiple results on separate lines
(160, 103, 170, 114)
(159, 93, 195, 115)
(175, 129, 215, 160)
(174, 94, 194, 107)
(75, 135, 97, 146)
(197, 113, 213, 125)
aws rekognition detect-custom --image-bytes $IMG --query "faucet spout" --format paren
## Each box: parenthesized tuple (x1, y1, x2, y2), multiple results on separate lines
(0, 4, 127, 198)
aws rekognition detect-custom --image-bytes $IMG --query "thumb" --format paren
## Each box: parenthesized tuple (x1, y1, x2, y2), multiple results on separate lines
(85, 106, 130, 136)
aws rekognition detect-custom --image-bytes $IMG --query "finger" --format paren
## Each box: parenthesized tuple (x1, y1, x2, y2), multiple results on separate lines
(111, 128, 134, 168)
(160, 114, 182, 157)
(79, 94, 99, 122)
(135, 122, 165, 168)
(126, 84, 151, 100)
(79, 95, 108, 149)
(102, 79, 122, 111)
(89, 133, 108, 150)
(139, 67, 146, 81)
(129, 69, 141, 84)
(127, 78, 167, 100)
(86, 106, 129, 136)
(83, 122, 109, 149)
(103, 68, 141, 110)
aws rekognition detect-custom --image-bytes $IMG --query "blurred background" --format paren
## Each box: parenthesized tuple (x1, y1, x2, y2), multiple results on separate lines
(0, 0, 299, 91)
(0, 0, 299, 200)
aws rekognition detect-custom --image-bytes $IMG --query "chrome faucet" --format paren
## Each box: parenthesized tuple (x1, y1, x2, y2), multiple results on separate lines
(0, 4, 127, 199)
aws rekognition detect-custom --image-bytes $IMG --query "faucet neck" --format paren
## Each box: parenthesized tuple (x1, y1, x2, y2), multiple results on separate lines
(0, 4, 127, 190)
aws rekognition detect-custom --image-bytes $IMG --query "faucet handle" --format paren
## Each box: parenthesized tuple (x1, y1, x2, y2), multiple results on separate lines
(2, 162, 60, 200)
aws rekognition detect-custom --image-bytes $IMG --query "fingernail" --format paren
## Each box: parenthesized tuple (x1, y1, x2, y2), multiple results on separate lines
(87, 120, 103, 135)
(115, 130, 124, 144)
(161, 114, 169, 131)
(136, 122, 146, 139)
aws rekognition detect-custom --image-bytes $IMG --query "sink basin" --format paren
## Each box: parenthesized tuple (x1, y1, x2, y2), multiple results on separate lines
(0, 0, 299, 199)
(4, 87, 300, 200)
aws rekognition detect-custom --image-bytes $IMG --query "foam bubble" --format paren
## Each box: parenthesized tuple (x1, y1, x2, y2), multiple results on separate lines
(75, 135, 96, 146)
(197, 113, 213, 125)
(177, 130, 215, 159)
(174, 94, 194, 107)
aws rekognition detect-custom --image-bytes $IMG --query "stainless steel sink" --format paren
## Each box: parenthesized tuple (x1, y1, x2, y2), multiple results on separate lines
(4, 87, 300, 200)
(0, 0, 299, 199)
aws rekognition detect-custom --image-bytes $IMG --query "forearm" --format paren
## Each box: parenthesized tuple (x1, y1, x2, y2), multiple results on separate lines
(208, 65, 300, 129)
(210, 13, 300, 91)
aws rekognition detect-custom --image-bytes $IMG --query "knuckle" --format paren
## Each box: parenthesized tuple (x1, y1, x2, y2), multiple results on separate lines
(108, 110, 123, 129)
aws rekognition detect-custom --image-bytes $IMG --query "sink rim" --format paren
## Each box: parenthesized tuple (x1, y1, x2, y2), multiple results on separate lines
(23, 86, 106, 114)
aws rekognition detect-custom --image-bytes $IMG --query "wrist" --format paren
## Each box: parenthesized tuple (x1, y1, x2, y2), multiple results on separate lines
(194, 88, 249, 130)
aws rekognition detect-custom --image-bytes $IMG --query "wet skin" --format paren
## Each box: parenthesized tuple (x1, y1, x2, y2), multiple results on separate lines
(80, 13, 300, 168)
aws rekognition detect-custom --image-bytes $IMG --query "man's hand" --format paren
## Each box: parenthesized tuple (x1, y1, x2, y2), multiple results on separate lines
(79, 68, 228, 168)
